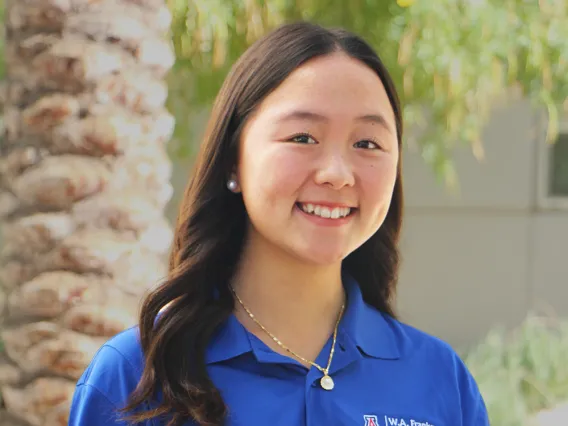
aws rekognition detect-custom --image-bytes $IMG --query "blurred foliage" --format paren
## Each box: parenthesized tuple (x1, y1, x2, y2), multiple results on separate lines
(463, 314, 568, 426)
(166, 0, 568, 187)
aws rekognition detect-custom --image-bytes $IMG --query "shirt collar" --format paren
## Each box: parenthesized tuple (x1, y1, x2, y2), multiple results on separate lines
(339, 272, 401, 360)
(205, 273, 401, 364)
(205, 314, 253, 364)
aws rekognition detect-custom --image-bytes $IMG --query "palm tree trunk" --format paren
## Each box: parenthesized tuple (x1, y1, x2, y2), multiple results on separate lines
(0, 1, 174, 424)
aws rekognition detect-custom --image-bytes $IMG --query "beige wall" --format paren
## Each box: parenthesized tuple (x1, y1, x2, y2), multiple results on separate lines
(397, 100, 568, 348)
(168, 100, 568, 350)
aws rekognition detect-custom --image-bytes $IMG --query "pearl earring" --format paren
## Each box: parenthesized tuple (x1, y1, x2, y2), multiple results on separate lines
(227, 179, 238, 192)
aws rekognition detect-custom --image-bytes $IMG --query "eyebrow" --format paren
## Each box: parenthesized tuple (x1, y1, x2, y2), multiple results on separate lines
(276, 110, 394, 134)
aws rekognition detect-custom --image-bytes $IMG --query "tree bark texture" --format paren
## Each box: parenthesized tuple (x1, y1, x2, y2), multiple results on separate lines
(0, 0, 175, 424)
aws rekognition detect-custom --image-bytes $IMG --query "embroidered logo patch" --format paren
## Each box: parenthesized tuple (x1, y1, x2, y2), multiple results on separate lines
(364, 415, 436, 426)
(364, 415, 379, 426)
(384, 416, 435, 426)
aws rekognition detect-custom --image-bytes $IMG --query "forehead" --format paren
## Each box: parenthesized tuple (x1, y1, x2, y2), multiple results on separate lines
(253, 52, 396, 130)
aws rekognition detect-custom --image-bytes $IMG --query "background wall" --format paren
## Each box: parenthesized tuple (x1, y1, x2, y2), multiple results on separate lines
(397, 100, 568, 348)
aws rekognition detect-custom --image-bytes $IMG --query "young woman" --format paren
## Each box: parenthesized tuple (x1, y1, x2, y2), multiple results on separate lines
(69, 22, 490, 426)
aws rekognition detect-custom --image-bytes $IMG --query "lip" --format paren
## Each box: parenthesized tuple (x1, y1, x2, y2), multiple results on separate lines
(294, 203, 356, 227)
(296, 201, 356, 209)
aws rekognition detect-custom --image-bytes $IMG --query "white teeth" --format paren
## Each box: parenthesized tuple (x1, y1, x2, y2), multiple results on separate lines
(299, 203, 351, 219)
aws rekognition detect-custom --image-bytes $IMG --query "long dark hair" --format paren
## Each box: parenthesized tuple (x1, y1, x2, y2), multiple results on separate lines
(123, 21, 404, 426)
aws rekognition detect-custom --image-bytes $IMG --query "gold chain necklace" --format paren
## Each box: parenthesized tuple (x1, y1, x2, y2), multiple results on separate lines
(230, 286, 345, 391)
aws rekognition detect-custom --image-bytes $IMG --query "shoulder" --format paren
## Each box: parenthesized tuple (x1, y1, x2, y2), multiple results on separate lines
(76, 326, 144, 407)
(385, 315, 460, 361)
(385, 315, 474, 379)
(385, 316, 489, 423)
(69, 326, 147, 425)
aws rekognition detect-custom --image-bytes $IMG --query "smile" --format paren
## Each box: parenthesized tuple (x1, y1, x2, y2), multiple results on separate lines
(297, 203, 353, 219)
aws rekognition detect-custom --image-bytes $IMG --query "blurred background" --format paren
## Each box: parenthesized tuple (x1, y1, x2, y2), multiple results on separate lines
(0, 0, 567, 425)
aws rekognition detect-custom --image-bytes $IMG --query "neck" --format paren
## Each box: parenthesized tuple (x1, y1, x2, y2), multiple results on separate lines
(231, 232, 345, 364)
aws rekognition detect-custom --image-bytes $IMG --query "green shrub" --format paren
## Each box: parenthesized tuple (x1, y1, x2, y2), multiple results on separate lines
(464, 314, 568, 426)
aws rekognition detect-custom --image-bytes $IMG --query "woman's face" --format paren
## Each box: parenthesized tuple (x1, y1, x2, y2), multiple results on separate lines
(236, 53, 399, 266)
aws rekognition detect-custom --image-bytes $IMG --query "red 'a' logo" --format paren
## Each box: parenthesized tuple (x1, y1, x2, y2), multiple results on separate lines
(364, 415, 379, 426)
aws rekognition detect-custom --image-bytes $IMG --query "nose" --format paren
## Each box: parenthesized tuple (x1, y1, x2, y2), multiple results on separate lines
(314, 152, 355, 189)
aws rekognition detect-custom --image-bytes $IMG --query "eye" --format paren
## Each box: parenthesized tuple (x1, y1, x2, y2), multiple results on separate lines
(289, 133, 317, 144)
(354, 139, 380, 150)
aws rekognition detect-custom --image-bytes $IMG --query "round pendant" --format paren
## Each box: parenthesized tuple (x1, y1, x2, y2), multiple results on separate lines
(320, 375, 334, 390)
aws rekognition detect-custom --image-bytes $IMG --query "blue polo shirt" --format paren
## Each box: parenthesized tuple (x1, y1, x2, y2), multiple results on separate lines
(69, 276, 489, 426)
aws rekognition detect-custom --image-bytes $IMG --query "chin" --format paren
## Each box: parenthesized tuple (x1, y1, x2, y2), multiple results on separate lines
(292, 246, 348, 266)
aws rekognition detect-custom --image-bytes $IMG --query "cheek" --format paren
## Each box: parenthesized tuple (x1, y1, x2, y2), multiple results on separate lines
(240, 148, 308, 202)
(359, 159, 398, 205)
